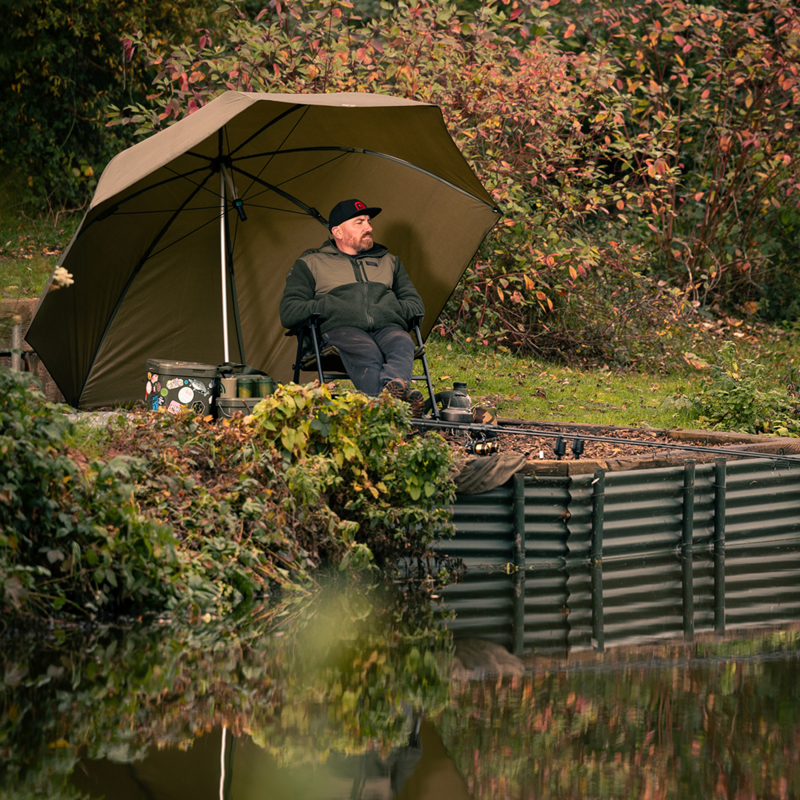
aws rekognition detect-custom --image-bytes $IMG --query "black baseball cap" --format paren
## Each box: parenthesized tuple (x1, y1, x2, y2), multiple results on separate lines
(328, 198, 382, 230)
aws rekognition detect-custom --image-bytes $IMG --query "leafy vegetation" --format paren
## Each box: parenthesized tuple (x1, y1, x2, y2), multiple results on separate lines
(672, 341, 800, 436)
(0, 370, 190, 618)
(0, 372, 455, 621)
(0, 0, 215, 210)
(105, 0, 800, 356)
(560, 0, 800, 322)
(252, 382, 455, 570)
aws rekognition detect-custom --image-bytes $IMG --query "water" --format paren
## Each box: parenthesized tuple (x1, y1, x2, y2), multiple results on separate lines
(2, 582, 800, 799)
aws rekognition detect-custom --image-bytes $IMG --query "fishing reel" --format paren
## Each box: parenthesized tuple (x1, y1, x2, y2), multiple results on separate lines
(465, 432, 499, 456)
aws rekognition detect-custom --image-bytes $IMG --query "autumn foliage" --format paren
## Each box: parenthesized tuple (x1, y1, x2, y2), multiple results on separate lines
(104, 0, 800, 363)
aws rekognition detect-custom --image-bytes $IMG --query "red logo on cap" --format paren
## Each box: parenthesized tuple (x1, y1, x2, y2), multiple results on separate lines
(354, 201, 367, 210)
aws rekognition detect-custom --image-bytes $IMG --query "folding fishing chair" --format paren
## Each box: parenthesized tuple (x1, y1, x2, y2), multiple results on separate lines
(285, 313, 440, 419)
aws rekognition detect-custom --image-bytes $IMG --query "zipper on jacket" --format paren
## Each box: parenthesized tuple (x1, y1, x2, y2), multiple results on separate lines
(351, 256, 369, 282)
(354, 256, 375, 328)
(363, 282, 374, 328)
(349, 257, 363, 283)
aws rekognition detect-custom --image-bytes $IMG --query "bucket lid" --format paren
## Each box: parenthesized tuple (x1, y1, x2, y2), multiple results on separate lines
(440, 408, 473, 423)
(146, 359, 218, 377)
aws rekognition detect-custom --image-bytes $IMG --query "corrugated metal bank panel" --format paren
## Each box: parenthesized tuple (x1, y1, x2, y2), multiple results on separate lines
(439, 485, 515, 648)
(439, 485, 514, 570)
(522, 476, 570, 562)
(724, 460, 800, 546)
(601, 468, 683, 557)
(601, 554, 683, 646)
(441, 571, 514, 648)
(522, 566, 570, 653)
(441, 457, 800, 654)
(565, 472, 595, 561)
(725, 543, 800, 630)
(689, 461, 717, 548)
(565, 473, 598, 650)
(691, 552, 716, 634)
(521, 476, 571, 652)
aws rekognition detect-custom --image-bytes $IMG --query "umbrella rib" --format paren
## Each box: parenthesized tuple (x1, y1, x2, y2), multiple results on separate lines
(230, 151, 349, 210)
(147, 213, 220, 260)
(362, 148, 501, 210)
(228, 103, 306, 159)
(84, 165, 216, 230)
(172, 104, 307, 167)
(233, 167, 329, 225)
(249, 104, 311, 187)
(80, 178, 213, 403)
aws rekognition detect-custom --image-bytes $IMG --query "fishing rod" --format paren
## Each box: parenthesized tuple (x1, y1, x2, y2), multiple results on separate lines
(411, 417, 800, 465)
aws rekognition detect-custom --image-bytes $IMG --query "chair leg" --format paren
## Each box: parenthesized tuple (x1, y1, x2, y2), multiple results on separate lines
(293, 334, 304, 383)
(309, 324, 326, 385)
(412, 322, 440, 420)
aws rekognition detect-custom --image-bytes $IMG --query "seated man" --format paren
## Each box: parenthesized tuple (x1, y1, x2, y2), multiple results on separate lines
(280, 198, 426, 415)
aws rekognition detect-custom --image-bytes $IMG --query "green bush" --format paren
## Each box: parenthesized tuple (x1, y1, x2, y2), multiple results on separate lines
(0, 371, 457, 621)
(673, 342, 800, 436)
(0, 370, 192, 617)
(0, 0, 214, 211)
(251, 382, 456, 572)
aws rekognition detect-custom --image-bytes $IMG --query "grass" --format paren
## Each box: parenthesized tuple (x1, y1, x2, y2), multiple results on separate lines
(4, 207, 800, 434)
(424, 317, 800, 432)
(0, 205, 80, 299)
(423, 336, 696, 430)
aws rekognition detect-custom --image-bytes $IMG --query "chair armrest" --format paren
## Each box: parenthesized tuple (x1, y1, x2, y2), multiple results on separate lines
(284, 312, 324, 337)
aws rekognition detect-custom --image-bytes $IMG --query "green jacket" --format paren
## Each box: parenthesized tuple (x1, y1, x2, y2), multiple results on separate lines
(279, 239, 425, 334)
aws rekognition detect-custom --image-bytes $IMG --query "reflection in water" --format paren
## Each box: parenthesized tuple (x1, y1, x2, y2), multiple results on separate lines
(442, 633, 800, 799)
(0, 580, 454, 800)
(72, 719, 470, 800)
(2, 581, 800, 799)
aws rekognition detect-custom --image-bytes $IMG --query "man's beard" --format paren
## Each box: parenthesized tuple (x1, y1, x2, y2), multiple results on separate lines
(354, 234, 373, 253)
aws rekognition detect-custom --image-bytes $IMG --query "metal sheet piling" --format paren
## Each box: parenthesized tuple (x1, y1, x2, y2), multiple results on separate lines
(512, 474, 526, 656)
(714, 457, 727, 633)
(682, 460, 695, 642)
(591, 468, 605, 653)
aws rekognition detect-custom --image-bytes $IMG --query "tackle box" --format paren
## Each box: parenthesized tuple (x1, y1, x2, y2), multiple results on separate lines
(145, 359, 218, 416)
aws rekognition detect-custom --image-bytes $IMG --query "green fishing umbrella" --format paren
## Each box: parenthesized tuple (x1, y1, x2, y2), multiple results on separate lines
(26, 91, 500, 408)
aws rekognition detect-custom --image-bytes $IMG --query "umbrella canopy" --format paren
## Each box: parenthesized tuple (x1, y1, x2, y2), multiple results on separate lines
(26, 91, 500, 408)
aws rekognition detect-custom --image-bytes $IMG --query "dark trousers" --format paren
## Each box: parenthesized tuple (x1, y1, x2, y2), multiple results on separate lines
(323, 326, 414, 396)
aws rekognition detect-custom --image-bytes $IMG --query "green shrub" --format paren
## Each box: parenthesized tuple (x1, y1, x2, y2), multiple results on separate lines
(251, 382, 456, 572)
(0, 370, 191, 617)
(673, 342, 800, 436)
(0, 371, 457, 621)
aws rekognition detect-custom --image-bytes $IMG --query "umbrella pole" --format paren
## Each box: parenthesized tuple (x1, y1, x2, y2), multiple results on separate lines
(220, 170, 230, 363)
(219, 725, 227, 800)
